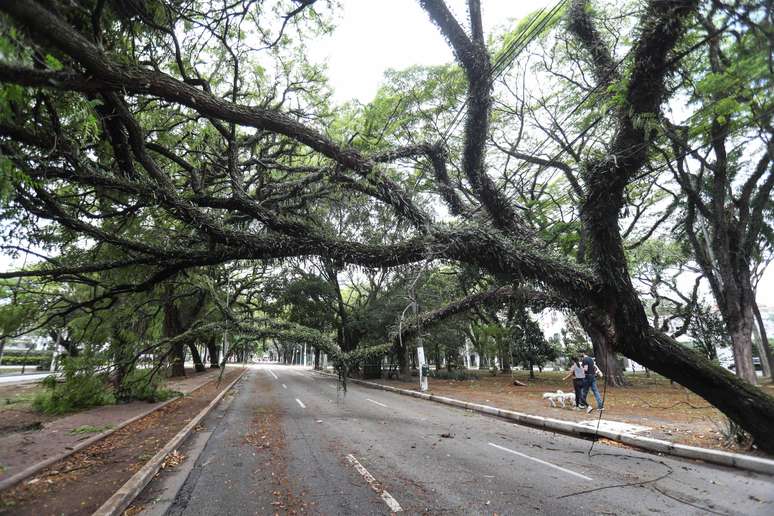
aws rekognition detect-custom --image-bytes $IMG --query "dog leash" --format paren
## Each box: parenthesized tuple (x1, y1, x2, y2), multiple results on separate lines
(587, 374, 607, 455)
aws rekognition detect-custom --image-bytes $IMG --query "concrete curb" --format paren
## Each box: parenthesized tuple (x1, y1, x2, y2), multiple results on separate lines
(0, 369, 239, 492)
(92, 369, 247, 516)
(315, 370, 774, 476)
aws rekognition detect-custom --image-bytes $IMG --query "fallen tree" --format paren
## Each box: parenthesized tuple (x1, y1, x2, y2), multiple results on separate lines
(1, 0, 773, 451)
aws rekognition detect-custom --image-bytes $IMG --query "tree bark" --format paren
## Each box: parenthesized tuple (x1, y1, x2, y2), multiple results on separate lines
(169, 341, 186, 377)
(499, 337, 511, 372)
(727, 304, 757, 384)
(578, 311, 627, 386)
(188, 342, 206, 372)
(163, 287, 186, 377)
(206, 337, 220, 368)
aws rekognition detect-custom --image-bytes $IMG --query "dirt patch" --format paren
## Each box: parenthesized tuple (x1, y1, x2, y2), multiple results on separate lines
(0, 370, 241, 516)
(369, 371, 774, 455)
(0, 384, 54, 436)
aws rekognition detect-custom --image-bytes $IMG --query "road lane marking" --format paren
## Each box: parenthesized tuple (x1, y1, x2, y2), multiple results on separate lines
(295, 398, 306, 409)
(345, 454, 403, 512)
(282, 384, 287, 389)
(267, 369, 278, 380)
(487, 442, 592, 481)
(366, 398, 388, 408)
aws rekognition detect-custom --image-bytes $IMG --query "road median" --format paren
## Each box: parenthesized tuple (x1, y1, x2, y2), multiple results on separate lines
(0, 368, 246, 516)
(93, 369, 246, 516)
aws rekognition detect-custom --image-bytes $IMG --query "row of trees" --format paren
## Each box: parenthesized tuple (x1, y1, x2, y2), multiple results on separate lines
(0, 0, 773, 450)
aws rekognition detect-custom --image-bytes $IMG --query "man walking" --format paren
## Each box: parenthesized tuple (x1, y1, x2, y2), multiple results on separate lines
(581, 352, 604, 413)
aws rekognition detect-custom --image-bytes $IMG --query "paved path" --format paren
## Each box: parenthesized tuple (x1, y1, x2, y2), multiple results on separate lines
(143, 365, 773, 515)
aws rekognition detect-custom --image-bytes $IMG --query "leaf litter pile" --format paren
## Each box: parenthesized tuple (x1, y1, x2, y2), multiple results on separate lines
(0, 370, 240, 516)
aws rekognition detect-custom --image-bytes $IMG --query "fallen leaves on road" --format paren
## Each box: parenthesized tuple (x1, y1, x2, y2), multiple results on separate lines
(161, 450, 186, 469)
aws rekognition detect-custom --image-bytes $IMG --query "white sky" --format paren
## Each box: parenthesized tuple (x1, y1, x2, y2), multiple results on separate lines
(309, 0, 553, 104)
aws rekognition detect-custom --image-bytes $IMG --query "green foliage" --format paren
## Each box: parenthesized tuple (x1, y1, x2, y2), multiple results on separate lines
(33, 356, 115, 414)
(68, 424, 113, 435)
(0, 354, 52, 367)
(510, 310, 557, 375)
(627, 238, 687, 270)
(119, 369, 178, 403)
(689, 303, 728, 361)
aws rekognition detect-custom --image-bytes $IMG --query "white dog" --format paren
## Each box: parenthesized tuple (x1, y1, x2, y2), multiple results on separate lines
(543, 390, 575, 408)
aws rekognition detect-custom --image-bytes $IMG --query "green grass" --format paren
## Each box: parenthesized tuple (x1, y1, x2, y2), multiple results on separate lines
(1, 389, 40, 409)
(68, 424, 114, 435)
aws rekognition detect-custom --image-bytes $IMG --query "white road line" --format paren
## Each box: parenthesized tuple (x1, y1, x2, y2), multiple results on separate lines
(282, 384, 287, 389)
(295, 398, 306, 409)
(366, 398, 388, 408)
(489, 443, 594, 481)
(345, 454, 403, 513)
(488, 442, 592, 481)
(267, 369, 278, 380)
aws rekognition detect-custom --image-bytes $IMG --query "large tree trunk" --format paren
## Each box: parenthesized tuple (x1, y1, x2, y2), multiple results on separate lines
(169, 341, 186, 377)
(691, 214, 759, 384)
(726, 303, 757, 384)
(582, 171, 774, 452)
(206, 337, 220, 368)
(398, 343, 410, 377)
(188, 342, 206, 372)
(499, 338, 511, 372)
(163, 287, 186, 377)
(578, 310, 627, 386)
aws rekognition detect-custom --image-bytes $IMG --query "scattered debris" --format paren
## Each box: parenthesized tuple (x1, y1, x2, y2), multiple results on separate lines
(161, 449, 186, 469)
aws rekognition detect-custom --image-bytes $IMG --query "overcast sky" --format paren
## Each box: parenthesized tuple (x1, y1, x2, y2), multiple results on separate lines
(308, 0, 553, 104)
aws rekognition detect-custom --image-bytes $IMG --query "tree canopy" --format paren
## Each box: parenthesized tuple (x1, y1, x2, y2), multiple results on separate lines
(1, 0, 773, 451)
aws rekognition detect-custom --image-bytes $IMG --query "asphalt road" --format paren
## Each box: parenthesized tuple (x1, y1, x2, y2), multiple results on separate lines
(139, 365, 773, 515)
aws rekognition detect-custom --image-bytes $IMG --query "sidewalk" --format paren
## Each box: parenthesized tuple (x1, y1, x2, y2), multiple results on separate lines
(0, 367, 232, 486)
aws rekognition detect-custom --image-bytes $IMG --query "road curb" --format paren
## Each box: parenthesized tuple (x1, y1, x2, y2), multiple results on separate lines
(314, 370, 774, 476)
(92, 369, 247, 516)
(0, 369, 240, 493)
